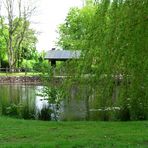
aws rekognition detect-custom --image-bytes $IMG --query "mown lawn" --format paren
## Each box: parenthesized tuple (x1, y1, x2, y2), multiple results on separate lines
(0, 117, 148, 148)
(0, 72, 41, 76)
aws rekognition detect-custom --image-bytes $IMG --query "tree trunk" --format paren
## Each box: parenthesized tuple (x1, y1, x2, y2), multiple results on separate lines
(8, 34, 14, 72)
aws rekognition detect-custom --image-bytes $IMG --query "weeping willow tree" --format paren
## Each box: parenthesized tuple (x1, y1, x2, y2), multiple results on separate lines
(57, 0, 148, 121)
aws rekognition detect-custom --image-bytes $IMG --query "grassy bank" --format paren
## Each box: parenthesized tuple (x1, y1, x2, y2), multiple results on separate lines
(0, 117, 148, 147)
(0, 72, 41, 76)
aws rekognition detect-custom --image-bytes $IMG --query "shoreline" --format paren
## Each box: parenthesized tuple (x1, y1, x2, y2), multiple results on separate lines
(0, 76, 42, 84)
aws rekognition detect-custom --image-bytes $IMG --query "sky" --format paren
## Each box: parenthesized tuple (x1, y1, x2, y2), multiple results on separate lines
(32, 0, 83, 52)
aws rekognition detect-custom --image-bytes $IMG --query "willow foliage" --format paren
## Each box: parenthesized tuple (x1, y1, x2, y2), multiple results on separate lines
(57, 0, 148, 121)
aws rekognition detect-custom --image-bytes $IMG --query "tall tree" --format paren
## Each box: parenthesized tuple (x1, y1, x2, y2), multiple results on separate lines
(57, 4, 96, 50)
(58, 0, 148, 121)
(12, 18, 37, 68)
(0, 0, 36, 70)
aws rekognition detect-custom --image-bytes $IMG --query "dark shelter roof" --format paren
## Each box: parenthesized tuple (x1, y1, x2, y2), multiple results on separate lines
(44, 50, 81, 61)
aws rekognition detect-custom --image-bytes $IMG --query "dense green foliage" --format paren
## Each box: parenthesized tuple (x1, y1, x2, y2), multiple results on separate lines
(57, 0, 148, 121)
(0, 17, 49, 71)
(0, 18, 38, 69)
(0, 117, 148, 147)
(0, 0, 44, 70)
(0, 18, 7, 67)
(57, 5, 95, 50)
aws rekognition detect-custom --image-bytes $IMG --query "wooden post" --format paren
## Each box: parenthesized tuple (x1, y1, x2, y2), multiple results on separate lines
(51, 60, 56, 67)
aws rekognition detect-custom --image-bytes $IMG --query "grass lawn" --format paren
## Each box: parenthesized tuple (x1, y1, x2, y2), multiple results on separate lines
(0, 117, 148, 147)
(0, 72, 41, 76)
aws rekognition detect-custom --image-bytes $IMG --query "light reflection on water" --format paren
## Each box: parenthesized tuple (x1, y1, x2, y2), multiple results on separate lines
(0, 84, 49, 118)
(35, 86, 48, 111)
(35, 96, 48, 111)
(0, 84, 87, 120)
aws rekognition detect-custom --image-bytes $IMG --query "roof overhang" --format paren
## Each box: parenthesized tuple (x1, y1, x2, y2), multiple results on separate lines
(44, 50, 81, 61)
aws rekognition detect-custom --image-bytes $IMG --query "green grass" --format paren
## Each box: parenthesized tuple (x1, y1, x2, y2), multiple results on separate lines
(0, 117, 148, 147)
(0, 72, 41, 76)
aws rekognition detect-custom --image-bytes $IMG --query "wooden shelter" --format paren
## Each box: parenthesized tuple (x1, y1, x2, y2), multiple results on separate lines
(44, 48, 81, 67)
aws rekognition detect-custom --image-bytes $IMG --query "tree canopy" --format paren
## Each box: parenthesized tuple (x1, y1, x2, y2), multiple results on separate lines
(57, 0, 148, 121)
(0, 0, 37, 69)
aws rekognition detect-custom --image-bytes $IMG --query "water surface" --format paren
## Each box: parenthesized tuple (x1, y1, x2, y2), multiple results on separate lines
(0, 84, 87, 120)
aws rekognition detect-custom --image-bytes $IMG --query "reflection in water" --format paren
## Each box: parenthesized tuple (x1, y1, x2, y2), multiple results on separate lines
(35, 86, 48, 111)
(0, 84, 88, 120)
(35, 96, 48, 111)
(0, 84, 49, 119)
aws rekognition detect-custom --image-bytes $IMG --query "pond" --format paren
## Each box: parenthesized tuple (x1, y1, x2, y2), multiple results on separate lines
(0, 84, 88, 121)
